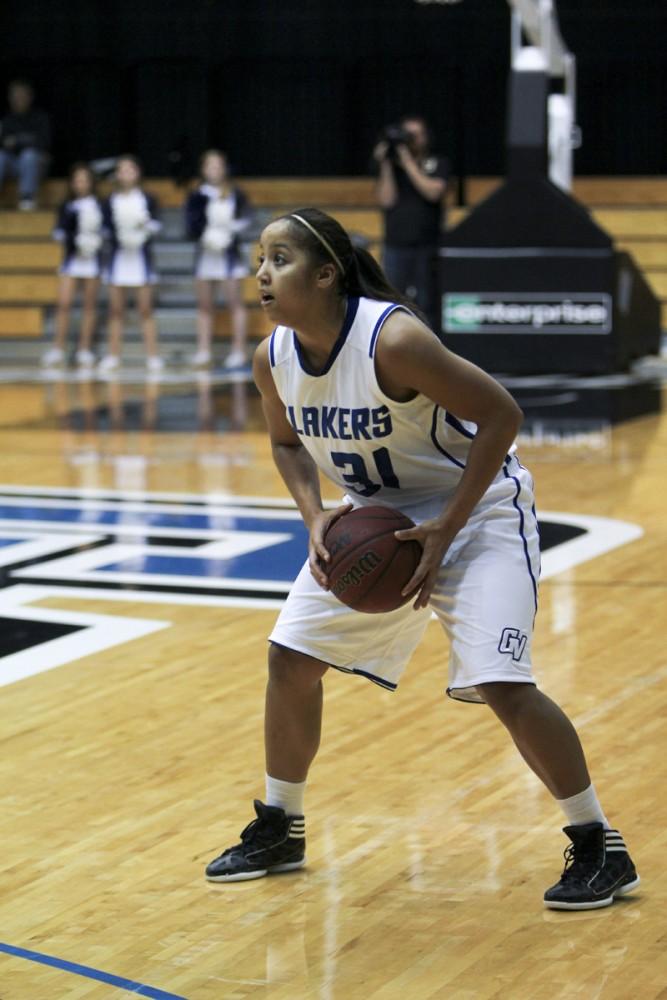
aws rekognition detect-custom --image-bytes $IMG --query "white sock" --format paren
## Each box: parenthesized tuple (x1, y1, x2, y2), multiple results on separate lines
(265, 774, 306, 817)
(556, 783, 611, 829)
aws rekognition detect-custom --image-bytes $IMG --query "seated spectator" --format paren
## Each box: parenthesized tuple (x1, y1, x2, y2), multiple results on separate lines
(0, 79, 51, 210)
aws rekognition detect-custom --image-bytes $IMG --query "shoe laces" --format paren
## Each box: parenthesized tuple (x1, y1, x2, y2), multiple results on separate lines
(560, 838, 601, 883)
(238, 814, 280, 851)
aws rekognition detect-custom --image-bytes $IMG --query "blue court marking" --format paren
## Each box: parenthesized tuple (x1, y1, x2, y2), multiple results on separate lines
(0, 941, 187, 999)
(98, 539, 306, 581)
(0, 505, 305, 536)
(0, 537, 28, 547)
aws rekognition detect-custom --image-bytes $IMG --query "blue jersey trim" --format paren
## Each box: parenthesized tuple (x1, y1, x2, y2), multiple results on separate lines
(444, 410, 475, 440)
(352, 667, 397, 690)
(369, 304, 402, 358)
(503, 467, 539, 612)
(269, 328, 277, 367)
(430, 405, 466, 469)
(531, 501, 542, 575)
(293, 296, 359, 376)
(331, 663, 398, 691)
(445, 409, 514, 466)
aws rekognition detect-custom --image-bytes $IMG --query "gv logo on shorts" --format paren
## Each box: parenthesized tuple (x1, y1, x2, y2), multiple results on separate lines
(498, 627, 528, 662)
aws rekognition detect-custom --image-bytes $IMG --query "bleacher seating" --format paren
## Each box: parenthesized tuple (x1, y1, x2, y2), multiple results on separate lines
(1, 177, 666, 361)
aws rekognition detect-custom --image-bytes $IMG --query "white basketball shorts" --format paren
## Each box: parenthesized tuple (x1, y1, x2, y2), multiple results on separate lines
(269, 459, 540, 704)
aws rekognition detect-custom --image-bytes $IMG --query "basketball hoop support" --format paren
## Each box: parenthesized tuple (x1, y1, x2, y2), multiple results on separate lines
(508, 0, 577, 190)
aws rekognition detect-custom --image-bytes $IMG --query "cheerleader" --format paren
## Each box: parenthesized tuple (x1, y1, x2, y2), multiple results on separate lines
(41, 163, 102, 369)
(185, 150, 252, 368)
(99, 155, 162, 374)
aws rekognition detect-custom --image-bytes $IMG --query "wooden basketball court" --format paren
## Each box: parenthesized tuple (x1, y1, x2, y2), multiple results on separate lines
(0, 373, 664, 999)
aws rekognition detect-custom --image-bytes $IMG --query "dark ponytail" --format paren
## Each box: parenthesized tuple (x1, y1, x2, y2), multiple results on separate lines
(281, 207, 428, 324)
(346, 245, 426, 320)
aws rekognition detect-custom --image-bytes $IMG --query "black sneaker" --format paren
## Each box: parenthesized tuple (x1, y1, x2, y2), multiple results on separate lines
(544, 823, 640, 910)
(205, 800, 306, 883)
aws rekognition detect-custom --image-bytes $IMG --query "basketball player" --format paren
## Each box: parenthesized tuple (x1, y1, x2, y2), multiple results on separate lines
(98, 155, 162, 375)
(42, 163, 102, 370)
(205, 208, 639, 910)
(185, 150, 252, 369)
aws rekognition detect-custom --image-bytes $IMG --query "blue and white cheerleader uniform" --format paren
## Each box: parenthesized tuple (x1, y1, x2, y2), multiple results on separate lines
(53, 195, 103, 279)
(185, 183, 252, 281)
(102, 189, 161, 287)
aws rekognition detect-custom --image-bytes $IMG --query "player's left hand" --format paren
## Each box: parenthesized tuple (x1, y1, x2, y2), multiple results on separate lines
(395, 517, 460, 610)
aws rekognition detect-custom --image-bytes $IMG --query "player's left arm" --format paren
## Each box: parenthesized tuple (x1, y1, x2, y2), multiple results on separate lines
(375, 312, 523, 608)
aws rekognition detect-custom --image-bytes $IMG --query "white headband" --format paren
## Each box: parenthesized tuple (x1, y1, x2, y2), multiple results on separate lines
(290, 213, 345, 275)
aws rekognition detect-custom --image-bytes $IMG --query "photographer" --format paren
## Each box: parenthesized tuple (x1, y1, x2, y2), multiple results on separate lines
(373, 116, 448, 326)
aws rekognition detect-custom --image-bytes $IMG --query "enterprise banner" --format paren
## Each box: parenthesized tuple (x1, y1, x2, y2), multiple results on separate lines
(443, 292, 612, 335)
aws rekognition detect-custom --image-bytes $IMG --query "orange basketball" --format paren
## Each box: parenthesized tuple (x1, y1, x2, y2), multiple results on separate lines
(324, 506, 423, 613)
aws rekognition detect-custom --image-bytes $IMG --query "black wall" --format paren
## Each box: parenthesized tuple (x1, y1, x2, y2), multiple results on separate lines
(1, 0, 665, 178)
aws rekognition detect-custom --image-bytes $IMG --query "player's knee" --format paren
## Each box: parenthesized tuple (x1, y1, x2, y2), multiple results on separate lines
(268, 642, 327, 690)
(476, 681, 536, 723)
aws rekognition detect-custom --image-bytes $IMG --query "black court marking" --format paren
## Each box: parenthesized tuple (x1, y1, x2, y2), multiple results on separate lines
(10, 575, 282, 602)
(0, 518, 581, 604)
(0, 615, 85, 657)
(0, 488, 642, 609)
(0, 537, 112, 589)
(0, 487, 644, 684)
(535, 521, 585, 549)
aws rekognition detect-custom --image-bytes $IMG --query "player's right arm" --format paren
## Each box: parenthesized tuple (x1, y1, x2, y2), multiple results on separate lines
(253, 339, 351, 587)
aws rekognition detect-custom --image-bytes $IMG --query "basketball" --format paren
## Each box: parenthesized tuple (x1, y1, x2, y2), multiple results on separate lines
(323, 506, 423, 614)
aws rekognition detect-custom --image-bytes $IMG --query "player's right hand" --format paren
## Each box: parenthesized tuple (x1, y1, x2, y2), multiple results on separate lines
(372, 140, 389, 163)
(307, 503, 353, 589)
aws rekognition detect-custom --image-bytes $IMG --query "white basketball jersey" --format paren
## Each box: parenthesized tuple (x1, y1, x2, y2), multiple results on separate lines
(268, 296, 514, 510)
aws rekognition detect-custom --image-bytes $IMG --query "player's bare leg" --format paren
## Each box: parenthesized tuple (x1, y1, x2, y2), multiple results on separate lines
(53, 274, 75, 350)
(137, 284, 159, 361)
(476, 681, 589, 797)
(265, 643, 328, 782)
(222, 277, 247, 367)
(195, 279, 214, 361)
(478, 681, 639, 908)
(206, 643, 326, 882)
(107, 285, 126, 359)
(43, 274, 75, 365)
(79, 277, 99, 354)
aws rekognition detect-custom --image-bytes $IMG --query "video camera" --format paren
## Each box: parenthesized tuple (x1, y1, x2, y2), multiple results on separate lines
(381, 124, 412, 160)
